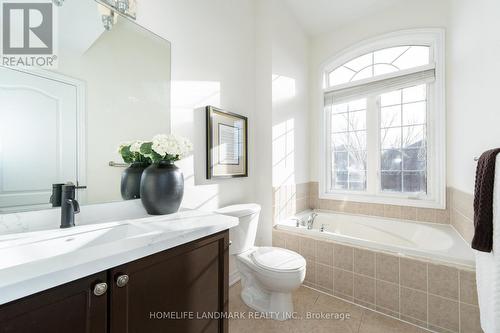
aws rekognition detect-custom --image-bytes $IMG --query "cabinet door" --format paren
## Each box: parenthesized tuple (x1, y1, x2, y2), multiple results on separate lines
(110, 230, 229, 333)
(0, 272, 108, 333)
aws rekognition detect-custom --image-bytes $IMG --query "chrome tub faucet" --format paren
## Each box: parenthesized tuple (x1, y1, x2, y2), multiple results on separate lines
(307, 212, 318, 230)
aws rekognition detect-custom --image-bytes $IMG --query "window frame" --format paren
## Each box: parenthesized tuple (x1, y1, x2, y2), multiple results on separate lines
(318, 29, 446, 209)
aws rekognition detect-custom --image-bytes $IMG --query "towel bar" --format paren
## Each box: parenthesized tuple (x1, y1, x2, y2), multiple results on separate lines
(108, 161, 129, 167)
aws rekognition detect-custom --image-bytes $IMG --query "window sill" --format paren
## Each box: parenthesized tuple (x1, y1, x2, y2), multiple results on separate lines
(319, 191, 445, 209)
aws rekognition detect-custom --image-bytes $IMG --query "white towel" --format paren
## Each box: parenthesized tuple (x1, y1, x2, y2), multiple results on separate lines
(476, 155, 500, 333)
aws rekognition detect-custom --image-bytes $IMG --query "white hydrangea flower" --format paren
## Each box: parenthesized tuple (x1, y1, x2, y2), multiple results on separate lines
(151, 134, 193, 159)
(129, 140, 143, 153)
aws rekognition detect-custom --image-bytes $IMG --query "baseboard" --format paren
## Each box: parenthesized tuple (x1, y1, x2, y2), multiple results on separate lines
(229, 270, 240, 286)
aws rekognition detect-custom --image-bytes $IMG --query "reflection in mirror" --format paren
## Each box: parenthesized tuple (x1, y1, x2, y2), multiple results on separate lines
(0, 0, 171, 213)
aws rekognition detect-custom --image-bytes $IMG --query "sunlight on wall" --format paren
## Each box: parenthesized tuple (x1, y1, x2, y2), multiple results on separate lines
(170, 80, 222, 210)
(272, 74, 296, 102)
(272, 118, 298, 220)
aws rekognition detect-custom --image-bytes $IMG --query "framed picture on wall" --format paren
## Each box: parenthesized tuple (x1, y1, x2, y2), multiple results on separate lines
(206, 106, 248, 179)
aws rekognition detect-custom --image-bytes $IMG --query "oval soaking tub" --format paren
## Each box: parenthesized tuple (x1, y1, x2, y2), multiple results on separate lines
(275, 210, 475, 267)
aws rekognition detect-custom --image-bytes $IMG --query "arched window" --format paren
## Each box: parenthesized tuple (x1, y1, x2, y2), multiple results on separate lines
(319, 29, 445, 208)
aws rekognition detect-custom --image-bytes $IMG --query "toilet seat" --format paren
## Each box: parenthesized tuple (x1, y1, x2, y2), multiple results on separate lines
(250, 247, 306, 273)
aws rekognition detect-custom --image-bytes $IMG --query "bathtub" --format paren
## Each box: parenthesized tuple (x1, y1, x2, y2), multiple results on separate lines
(275, 210, 475, 268)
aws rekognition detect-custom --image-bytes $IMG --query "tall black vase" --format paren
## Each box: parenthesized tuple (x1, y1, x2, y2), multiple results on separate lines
(140, 161, 184, 215)
(120, 162, 149, 200)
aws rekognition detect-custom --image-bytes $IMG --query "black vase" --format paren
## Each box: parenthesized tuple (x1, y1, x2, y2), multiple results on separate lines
(140, 161, 184, 215)
(121, 162, 149, 200)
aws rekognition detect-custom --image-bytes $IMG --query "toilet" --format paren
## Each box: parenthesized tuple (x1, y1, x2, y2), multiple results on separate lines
(215, 204, 306, 320)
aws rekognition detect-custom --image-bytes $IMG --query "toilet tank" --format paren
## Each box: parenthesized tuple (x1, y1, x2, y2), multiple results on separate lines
(215, 204, 261, 255)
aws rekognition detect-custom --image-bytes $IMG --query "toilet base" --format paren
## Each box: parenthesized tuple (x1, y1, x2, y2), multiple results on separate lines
(239, 276, 295, 321)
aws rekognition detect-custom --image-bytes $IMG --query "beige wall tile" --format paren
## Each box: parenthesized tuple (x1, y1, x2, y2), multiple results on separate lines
(400, 315, 427, 329)
(401, 206, 417, 220)
(296, 182, 309, 199)
(435, 208, 450, 224)
(296, 197, 308, 213)
(366, 203, 385, 217)
(272, 231, 286, 248)
(375, 280, 399, 313)
(334, 291, 354, 303)
(309, 195, 319, 210)
(400, 287, 427, 322)
(284, 233, 300, 253)
(428, 324, 455, 333)
(299, 237, 316, 260)
(344, 201, 362, 214)
(384, 205, 402, 219)
(309, 182, 319, 195)
(451, 209, 474, 244)
(354, 298, 376, 310)
(318, 199, 332, 210)
(400, 258, 427, 291)
(452, 188, 474, 220)
(354, 248, 375, 277)
(334, 244, 353, 271)
(316, 240, 334, 266)
(428, 263, 459, 300)
(334, 268, 353, 296)
(328, 200, 346, 212)
(428, 295, 459, 333)
(375, 306, 399, 319)
(354, 274, 376, 305)
(316, 263, 334, 292)
(305, 259, 317, 285)
(459, 270, 478, 305)
(416, 208, 437, 223)
(376, 253, 399, 284)
(460, 303, 482, 333)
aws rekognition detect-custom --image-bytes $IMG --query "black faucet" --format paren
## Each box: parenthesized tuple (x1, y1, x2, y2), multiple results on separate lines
(60, 183, 83, 228)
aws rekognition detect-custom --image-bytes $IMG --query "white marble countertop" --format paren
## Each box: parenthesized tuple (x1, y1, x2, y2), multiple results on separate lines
(0, 208, 238, 305)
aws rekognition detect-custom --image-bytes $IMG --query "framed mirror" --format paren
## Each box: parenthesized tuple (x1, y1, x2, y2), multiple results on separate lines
(0, 0, 171, 213)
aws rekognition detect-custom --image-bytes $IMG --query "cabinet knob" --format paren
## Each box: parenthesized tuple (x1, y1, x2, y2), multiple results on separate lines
(93, 282, 108, 296)
(116, 274, 129, 288)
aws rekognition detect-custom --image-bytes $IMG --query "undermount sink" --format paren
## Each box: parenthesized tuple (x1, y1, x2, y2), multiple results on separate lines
(0, 223, 154, 269)
(0, 200, 235, 270)
(0, 199, 152, 236)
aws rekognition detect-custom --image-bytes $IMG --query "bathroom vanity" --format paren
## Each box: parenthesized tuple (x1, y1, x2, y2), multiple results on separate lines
(0, 1, 239, 332)
(0, 206, 237, 333)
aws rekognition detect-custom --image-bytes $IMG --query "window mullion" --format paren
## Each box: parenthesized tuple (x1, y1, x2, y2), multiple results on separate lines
(366, 96, 379, 195)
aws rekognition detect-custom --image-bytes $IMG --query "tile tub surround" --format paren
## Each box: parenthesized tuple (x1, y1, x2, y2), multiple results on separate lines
(308, 182, 451, 224)
(229, 282, 431, 333)
(273, 182, 477, 246)
(272, 229, 483, 333)
(449, 187, 475, 244)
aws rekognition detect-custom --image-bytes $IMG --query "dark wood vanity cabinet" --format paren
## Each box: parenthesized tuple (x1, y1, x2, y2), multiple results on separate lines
(0, 230, 229, 333)
(0, 272, 108, 333)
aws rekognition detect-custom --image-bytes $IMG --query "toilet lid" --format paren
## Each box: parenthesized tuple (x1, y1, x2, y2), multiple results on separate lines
(251, 247, 306, 272)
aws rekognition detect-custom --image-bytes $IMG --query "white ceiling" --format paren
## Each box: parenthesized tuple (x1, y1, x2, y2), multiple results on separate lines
(283, 0, 405, 36)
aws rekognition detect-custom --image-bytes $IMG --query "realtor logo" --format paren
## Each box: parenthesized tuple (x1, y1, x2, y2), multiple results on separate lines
(1, 0, 57, 67)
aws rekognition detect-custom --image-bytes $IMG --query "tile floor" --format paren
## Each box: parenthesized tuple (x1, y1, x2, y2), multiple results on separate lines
(229, 282, 429, 333)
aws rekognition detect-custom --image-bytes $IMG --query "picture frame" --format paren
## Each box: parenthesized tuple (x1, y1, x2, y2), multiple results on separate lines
(206, 106, 248, 179)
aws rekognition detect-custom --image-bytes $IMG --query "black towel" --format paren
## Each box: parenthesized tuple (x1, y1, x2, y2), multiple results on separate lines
(472, 148, 500, 252)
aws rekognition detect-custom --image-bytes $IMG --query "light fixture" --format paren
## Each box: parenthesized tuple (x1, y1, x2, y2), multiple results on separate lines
(97, 4, 116, 31)
(116, 0, 129, 14)
(52, 0, 64, 6)
(100, 0, 136, 19)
